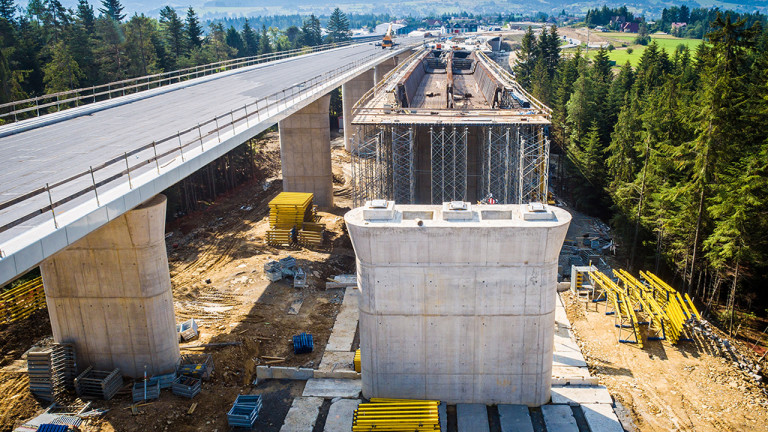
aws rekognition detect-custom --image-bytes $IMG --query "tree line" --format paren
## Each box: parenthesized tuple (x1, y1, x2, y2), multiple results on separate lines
(516, 14, 768, 330)
(0, 0, 352, 108)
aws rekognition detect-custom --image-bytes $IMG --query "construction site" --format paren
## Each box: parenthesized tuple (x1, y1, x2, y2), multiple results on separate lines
(0, 42, 767, 432)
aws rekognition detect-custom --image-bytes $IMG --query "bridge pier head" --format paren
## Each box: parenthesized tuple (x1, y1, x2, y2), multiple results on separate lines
(40, 194, 179, 378)
(342, 69, 375, 152)
(279, 94, 334, 207)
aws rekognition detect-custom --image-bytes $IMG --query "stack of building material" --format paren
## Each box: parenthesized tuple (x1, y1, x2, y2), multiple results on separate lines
(36, 425, 69, 432)
(352, 398, 440, 431)
(354, 349, 361, 373)
(177, 318, 199, 341)
(132, 377, 160, 402)
(154, 371, 177, 389)
(74, 367, 123, 400)
(293, 333, 314, 354)
(27, 344, 76, 402)
(266, 192, 324, 246)
(171, 375, 201, 398)
(178, 354, 214, 380)
(227, 395, 262, 428)
(264, 260, 283, 282)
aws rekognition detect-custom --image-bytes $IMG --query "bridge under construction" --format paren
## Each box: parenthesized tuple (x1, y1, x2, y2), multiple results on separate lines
(349, 48, 551, 205)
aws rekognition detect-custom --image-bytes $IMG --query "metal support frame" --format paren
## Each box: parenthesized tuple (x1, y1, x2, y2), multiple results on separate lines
(430, 126, 467, 204)
(391, 126, 414, 204)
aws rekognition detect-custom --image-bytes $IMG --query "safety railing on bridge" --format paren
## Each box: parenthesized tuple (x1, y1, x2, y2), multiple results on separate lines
(0, 38, 378, 123)
(0, 45, 415, 250)
(0, 276, 46, 322)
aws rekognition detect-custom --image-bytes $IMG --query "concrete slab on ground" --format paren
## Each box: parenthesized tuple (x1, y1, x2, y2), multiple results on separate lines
(554, 333, 580, 352)
(498, 404, 534, 432)
(553, 350, 588, 367)
(303, 378, 362, 398)
(582, 403, 624, 432)
(541, 404, 579, 432)
(457, 404, 490, 432)
(551, 366, 599, 386)
(325, 288, 359, 352)
(280, 396, 324, 432)
(257, 366, 315, 380)
(551, 385, 613, 405)
(324, 398, 361, 432)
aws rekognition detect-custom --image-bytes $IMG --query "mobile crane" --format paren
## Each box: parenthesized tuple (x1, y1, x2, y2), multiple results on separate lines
(382, 23, 394, 49)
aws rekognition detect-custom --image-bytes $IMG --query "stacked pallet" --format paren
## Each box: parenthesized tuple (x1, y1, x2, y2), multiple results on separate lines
(27, 344, 77, 402)
(227, 395, 262, 428)
(132, 377, 160, 402)
(178, 354, 214, 380)
(74, 367, 123, 400)
(172, 375, 201, 398)
(353, 398, 441, 431)
(266, 192, 325, 247)
(354, 349, 361, 373)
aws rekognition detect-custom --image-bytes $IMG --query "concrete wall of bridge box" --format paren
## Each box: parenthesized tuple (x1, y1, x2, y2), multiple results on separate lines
(40, 194, 180, 378)
(343, 69, 375, 152)
(344, 201, 571, 406)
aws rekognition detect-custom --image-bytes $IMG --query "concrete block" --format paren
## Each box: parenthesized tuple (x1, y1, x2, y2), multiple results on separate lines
(553, 350, 587, 368)
(551, 366, 599, 386)
(324, 398, 361, 432)
(280, 396, 323, 432)
(498, 404, 534, 432)
(456, 404, 490, 432)
(256, 366, 315, 380)
(582, 403, 624, 432)
(541, 404, 579, 432)
(438, 402, 447, 432)
(551, 385, 613, 405)
(303, 378, 361, 398)
(325, 288, 359, 352)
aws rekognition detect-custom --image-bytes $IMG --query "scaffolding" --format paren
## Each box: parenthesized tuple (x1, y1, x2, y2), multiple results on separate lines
(391, 126, 415, 204)
(430, 126, 468, 204)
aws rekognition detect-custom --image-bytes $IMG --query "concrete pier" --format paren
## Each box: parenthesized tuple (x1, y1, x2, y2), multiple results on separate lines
(345, 201, 571, 405)
(279, 94, 333, 207)
(373, 57, 398, 84)
(342, 69, 375, 151)
(40, 194, 179, 378)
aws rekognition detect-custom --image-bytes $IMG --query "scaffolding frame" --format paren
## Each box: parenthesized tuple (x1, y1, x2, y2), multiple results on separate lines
(391, 126, 415, 204)
(430, 126, 468, 204)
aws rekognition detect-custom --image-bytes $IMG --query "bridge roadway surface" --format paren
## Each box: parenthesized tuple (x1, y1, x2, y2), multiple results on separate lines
(0, 39, 418, 285)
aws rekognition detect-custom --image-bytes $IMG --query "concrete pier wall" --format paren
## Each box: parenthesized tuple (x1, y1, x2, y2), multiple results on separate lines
(40, 194, 179, 378)
(342, 69, 375, 151)
(345, 202, 571, 405)
(279, 94, 333, 207)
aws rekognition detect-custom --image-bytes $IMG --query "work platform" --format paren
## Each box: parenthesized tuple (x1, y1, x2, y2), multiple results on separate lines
(350, 48, 551, 206)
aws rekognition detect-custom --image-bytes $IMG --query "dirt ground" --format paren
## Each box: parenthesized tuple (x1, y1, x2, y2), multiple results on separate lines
(0, 131, 358, 432)
(558, 202, 768, 432)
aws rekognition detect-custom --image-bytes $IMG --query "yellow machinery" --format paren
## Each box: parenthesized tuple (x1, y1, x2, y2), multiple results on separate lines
(382, 24, 394, 49)
(353, 398, 440, 431)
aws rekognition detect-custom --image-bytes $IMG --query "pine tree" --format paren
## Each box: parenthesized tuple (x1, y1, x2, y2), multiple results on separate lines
(93, 16, 126, 81)
(225, 26, 244, 56)
(241, 19, 258, 56)
(185, 7, 202, 49)
(301, 14, 321, 47)
(513, 26, 537, 88)
(159, 6, 184, 59)
(124, 13, 158, 76)
(99, 0, 124, 22)
(0, 0, 15, 21)
(327, 7, 350, 42)
(43, 40, 83, 92)
(76, 0, 95, 34)
(259, 24, 271, 54)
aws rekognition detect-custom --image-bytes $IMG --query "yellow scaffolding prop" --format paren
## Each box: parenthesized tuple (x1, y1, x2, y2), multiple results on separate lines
(353, 398, 441, 431)
(354, 349, 361, 373)
(0, 276, 46, 323)
(588, 271, 643, 348)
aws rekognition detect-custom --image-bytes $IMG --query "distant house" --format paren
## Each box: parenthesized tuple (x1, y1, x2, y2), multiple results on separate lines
(622, 22, 639, 33)
(444, 22, 478, 34)
(671, 22, 687, 30)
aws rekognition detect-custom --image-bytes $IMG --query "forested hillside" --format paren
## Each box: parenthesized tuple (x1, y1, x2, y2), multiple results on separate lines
(516, 14, 768, 330)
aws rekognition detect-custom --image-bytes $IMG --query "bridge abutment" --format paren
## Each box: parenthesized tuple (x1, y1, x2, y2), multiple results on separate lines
(279, 94, 334, 207)
(40, 194, 179, 378)
(342, 69, 375, 151)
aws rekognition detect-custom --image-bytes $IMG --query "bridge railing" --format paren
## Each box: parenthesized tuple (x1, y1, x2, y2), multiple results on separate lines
(0, 38, 377, 123)
(0, 47, 408, 252)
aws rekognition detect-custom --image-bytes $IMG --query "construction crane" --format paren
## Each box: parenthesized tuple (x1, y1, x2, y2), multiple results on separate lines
(382, 23, 394, 49)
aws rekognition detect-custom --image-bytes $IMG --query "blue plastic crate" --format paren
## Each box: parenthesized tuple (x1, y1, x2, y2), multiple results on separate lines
(293, 332, 314, 354)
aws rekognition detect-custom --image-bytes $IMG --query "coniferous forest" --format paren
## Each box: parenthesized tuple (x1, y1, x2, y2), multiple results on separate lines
(515, 13, 768, 331)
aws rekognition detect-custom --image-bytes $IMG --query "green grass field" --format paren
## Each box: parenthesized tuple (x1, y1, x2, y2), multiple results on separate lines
(574, 33, 703, 67)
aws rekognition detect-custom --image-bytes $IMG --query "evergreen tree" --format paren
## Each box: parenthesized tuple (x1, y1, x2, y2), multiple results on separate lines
(327, 7, 350, 42)
(93, 16, 125, 81)
(43, 40, 83, 92)
(0, 0, 15, 21)
(301, 14, 321, 47)
(159, 6, 184, 60)
(513, 26, 536, 88)
(241, 19, 258, 56)
(76, 0, 95, 34)
(259, 24, 271, 54)
(185, 7, 202, 49)
(225, 25, 244, 56)
(124, 13, 158, 76)
(285, 25, 300, 47)
(98, 0, 124, 22)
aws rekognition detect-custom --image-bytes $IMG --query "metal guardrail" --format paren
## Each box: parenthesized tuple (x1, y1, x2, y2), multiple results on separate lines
(0, 46, 410, 243)
(475, 51, 552, 115)
(0, 39, 376, 123)
(0, 276, 45, 322)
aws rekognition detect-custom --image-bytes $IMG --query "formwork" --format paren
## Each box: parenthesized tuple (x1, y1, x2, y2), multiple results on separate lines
(350, 49, 550, 206)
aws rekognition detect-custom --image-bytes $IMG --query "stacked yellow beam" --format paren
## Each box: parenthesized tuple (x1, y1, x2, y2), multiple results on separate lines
(268, 192, 314, 229)
(0, 276, 46, 323)
(588, 271, 643, 348)
(297, 221, 325, 247)
(614, 269, 670, 342)
(353, 398, 440, 431)
(354, 349, 361, 373)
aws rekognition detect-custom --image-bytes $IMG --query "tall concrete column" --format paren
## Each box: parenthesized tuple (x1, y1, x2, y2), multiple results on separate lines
(342, 69, 375, 152)
(279, 94, 333, 207)
(40, 194, 179, 378)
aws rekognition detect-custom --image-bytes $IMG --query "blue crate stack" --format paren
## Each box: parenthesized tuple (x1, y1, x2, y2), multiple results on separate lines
(227, 394, 262, 428)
